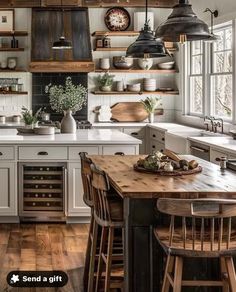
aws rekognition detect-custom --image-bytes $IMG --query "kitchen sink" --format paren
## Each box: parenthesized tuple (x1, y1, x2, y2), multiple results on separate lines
(188, 131, 227, 137)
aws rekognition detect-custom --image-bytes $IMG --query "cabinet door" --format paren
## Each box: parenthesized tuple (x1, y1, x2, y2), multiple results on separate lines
(0, 162, 17, 216)
(0, 0, 11, 7)
(149, 139, 165, 154)
(12, 0, 41, 7)
(42, 0, 81, 6)
(82, 0, 101, 7)
(67, 163, 90, 217)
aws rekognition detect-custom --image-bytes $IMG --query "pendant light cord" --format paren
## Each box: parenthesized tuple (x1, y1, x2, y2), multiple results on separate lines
(145, 0, 148, 25)
(61, 0, 64, 37)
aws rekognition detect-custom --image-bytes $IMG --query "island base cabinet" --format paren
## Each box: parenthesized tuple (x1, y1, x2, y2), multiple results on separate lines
(67, 163, 90, 218)
(0, 162, 17, 216)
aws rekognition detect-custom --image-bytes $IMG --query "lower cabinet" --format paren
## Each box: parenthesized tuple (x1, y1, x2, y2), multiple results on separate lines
(67, 162, 90, 217)
(149, 139, 165, 153)
(0, 162, 17, 216)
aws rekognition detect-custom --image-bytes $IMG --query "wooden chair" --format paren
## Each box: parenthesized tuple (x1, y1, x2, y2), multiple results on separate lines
(79, 152, 94, 292)
(154, 198, 236, 292)
(91, 163, 124, 292)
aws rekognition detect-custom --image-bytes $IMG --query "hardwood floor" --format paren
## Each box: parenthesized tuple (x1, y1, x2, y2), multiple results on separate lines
(0, 223, 89, 292)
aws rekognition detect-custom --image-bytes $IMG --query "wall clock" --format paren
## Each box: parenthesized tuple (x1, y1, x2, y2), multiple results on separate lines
(104, 7, 130, 31)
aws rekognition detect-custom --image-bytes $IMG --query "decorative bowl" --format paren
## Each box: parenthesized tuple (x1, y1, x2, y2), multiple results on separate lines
(34, 126, 55, 135)
(157, 61, 175, 70)
(113, 56, 134, 69)
(127, 83, 141, 92)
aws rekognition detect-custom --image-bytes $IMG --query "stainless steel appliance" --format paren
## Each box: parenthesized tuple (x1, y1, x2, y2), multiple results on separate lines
(19, 162, 67, 222)
(190, 141, 210, 161)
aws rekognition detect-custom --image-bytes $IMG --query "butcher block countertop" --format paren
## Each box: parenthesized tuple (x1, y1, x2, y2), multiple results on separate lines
(90, 155, 236, 198)
(0, 129, 141, 145)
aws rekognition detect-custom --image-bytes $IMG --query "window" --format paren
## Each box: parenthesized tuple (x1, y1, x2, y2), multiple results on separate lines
(186, 21, 234, 121)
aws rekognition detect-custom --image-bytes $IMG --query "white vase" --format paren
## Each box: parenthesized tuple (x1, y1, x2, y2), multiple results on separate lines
(61, 110, 76, 133)
(148, 112, 155, 123)
(99, 58, 110, 70)
(138, 58, 153, 70)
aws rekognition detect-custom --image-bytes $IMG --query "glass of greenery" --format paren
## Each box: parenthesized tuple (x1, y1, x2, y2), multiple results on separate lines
(96, 73, 115, 92)
(141, 97, 162, 123)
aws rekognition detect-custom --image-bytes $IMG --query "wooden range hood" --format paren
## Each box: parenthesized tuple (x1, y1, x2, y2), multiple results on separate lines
(30, 8, 94, 73)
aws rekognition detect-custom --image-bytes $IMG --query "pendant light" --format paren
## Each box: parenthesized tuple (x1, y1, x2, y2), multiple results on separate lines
(155, 0, 211, 44)
(52, 0, 72, 50)
(126, 0, 168, 58)
(204, 8, 220, 43)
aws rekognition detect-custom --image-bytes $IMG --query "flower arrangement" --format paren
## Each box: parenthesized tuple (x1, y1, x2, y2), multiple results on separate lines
(141, 97, 162, 113)
(21, 106, 42, 126)
(45, 77, 87, 113)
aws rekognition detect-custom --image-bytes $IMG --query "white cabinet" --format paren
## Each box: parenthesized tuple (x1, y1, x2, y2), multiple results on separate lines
(67, 162, 91, 217)
(210, 149, 227, 165)
(123, 127, 146, 154)
(148, 128, 165, 154)
(102, 145, 139, 155)
(0, 162, 17, 216)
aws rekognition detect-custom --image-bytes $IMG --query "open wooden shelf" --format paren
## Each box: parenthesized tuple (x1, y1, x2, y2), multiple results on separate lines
(95, 68, 178, 74)
(94, 47, 178, 52)
(92, 90, 179, 96)
(0, 48, 24, 52)
(92, 31, 140, 37)
(0, 91, 28, 95)
(0, 31, 28, 37)
(0, 68, 27, 72)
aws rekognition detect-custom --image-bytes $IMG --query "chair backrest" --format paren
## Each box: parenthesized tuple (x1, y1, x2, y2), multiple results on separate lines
(79, 152, 93, 208)
(90, 163, 114, 225)
(157, 198, 236, 252)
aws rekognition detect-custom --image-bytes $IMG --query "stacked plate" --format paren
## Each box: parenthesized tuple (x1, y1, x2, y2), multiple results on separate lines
(143, 78, 156, 92)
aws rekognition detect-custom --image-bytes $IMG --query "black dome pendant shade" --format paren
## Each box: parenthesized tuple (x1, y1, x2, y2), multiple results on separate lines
(155, 0, 211, 43)
(52, 0, 72, 50)
(126, 0, 168, 58)
(52, 36, 72, 50)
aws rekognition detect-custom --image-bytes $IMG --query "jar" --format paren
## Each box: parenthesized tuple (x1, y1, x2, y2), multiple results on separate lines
(103, 37, 111, 48)
(10, 84, 17, 92)
(116, 81, 124, 92)
(17, 84, 23, 92)
(99, 58, 110, 70)
(220, 157, 227, 170)
(96, 38, 103, 48)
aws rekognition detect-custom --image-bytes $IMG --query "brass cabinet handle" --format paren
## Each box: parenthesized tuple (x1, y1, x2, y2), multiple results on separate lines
(37, 151, 48, 156)
(115, 152, 125, 156)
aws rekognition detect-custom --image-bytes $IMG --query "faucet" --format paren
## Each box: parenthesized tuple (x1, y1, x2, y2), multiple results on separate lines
(203, 116, 215, 132)
(213, 118, 224, 134)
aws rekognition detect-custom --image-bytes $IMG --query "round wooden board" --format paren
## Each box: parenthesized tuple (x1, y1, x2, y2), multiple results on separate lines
(133, 164, 202, 176)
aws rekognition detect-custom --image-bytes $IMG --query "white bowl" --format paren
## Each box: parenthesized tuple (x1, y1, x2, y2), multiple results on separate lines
(157, 61, 175, 70)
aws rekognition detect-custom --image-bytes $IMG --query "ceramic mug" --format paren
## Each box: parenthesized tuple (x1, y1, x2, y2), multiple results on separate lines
(99, 58, 110, 70)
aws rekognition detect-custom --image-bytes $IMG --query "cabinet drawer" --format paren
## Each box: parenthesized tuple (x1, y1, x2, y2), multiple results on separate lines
(123, 127, 145, 138)
(102, 145, 138, 155)
(149, 129, 165, 143)
(69, 146, 99, 160)
(0, 147, 14, 160)
(19, 147, 68, 160)
(149, 139, 165, 154)
(210, 148, 227, 165)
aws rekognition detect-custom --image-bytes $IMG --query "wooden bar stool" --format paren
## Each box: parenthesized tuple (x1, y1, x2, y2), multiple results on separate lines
(154, 198, 236, 292)
(79, 152, 95, 292)
(91, 163, 124, 292)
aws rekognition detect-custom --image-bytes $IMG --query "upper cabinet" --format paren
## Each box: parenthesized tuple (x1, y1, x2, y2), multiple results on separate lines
(82, 0, 177, 7)
(41, 0, 82, 6)
(0, 0, 41, 7)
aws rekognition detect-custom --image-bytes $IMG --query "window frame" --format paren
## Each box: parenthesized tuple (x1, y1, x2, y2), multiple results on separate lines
(184, 20, 236, 123)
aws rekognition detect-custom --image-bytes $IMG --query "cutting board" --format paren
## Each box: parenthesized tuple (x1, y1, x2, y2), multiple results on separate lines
(111, 102, 148, 122)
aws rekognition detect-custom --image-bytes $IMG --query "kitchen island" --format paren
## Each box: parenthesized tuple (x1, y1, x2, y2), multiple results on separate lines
(0, 129, 141, 222)
(90, 154, 236, 292)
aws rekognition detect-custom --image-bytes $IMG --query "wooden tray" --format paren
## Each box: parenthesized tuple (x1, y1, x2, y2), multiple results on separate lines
(133, 164, 202, 176)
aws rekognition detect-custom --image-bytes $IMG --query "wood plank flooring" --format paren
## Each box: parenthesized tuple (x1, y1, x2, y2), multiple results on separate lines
(0, 223, 89, 292)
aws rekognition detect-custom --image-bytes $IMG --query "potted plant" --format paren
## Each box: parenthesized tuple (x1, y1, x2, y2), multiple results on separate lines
(97, 73, 115, 92)
(141, 97, 162, 123)
(45, 77, 87, 133)
(21, 106, 42, 129)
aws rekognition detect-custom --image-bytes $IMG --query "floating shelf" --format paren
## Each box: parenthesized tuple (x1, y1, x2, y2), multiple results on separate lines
(0, 48, 24, 52)
(92, 31, 140, 37)
(0, 31, 28, 37)
(95, 68, 178, 74)
(92, 91, 179, 96)
(0, 68, 27, 72)
(94, 47, 178, 52)
(0, 91, 28, 95)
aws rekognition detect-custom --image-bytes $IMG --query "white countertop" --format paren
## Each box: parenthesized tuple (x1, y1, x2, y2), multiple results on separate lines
(0, 122, 24, 128)
(0, 129, 141, 145)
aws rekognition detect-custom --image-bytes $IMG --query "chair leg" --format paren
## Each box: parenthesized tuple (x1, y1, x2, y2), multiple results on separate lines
(162, 255, 175, 292)
(88, 219, 98, 292)
(105, 227, 115, 292)
(225, 257, 236, 292)
(95, 226, 107, 292)
(173, 256, 183, 292)
(84, 213, 94, 292)
(220, 257, 230, 292)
